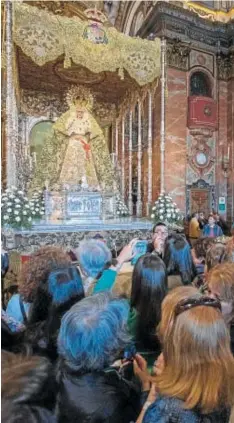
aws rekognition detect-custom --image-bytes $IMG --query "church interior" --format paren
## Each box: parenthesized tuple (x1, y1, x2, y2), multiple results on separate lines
(1, 2, 234, 421)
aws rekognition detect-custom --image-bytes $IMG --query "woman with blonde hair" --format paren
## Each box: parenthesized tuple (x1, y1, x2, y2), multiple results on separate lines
(207, 263, 234, 354)
(134, 286, 234, 422)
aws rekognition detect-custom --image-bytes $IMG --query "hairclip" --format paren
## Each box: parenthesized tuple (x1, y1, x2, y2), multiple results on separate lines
(175, 295, 221, 316)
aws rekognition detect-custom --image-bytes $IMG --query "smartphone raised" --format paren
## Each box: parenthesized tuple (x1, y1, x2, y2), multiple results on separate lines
(131, 240, 148, 265)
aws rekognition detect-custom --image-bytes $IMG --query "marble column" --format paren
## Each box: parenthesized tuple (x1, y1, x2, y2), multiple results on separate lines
(5, 0, 16, 187)
(128, 110, 133, 214)
(147, 91, 153, 215)
(160, 38, 167, 194)
(121, 117, 125, 199)
(115, 119, 119, 162)
(136, 101, 142, 217)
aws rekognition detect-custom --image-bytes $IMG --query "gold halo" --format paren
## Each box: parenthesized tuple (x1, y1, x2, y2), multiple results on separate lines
(65, 85, 94, 110)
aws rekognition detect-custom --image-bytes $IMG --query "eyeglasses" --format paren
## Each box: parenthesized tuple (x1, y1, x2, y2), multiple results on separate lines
(153, 230, 168, 237)
(175, 296, 221, 316)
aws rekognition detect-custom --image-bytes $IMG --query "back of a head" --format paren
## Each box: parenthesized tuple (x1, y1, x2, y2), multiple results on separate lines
(159, 286, 198, 341)
(131, 254, 167, 347)
(206, 243, 229, 272)
(58, 292, 130, 372)
(193, 237, 215, 260)
(28, 265, 84, 325)
(207, 263, 234, 308)
(77, 239, 112, 278)
(156, 286, 234, 413)
(2, 351, 56, 418)
(19, 246, 71, 303)
(164, 235, 194, 284)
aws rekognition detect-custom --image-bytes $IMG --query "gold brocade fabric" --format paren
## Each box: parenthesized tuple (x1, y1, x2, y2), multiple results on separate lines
(13, 3, 161, 87)
(30, 105, 116, 191)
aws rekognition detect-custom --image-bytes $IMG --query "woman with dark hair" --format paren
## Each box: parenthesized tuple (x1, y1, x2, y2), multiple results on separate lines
(164, 234, 196, 286)
(7, 246, 71, 324)
(2, 351, 56, 422)
(128, 254, 167, 367)
(24, 265, 84, 360)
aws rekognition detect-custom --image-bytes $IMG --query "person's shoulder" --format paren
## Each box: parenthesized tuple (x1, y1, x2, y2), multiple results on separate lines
(143, 396, 198, 423)
(6, 293, 20, 309)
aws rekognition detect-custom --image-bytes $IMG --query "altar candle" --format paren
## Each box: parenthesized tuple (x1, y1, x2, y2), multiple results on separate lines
(227, 145, 230, 160)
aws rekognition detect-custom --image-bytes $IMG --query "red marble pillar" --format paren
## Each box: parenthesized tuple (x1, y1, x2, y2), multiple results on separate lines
(164, 68, 187, 212)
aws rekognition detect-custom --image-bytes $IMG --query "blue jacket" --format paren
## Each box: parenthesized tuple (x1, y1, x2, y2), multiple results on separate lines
(203, 224, 223, 237)
(143, 395, 230, 423)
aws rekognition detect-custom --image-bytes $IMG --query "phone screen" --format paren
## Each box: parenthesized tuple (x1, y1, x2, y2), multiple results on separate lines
(133, 240, 148, 256)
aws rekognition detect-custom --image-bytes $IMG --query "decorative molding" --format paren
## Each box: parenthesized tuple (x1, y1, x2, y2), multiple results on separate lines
(217, 53, 234, 81)
(186, 128, 216, 187)
(186, 179, 216, 214)
(21, 89, 67, 118)
(189, 49, 214, 75)
(166, 40, 190, 71)
(10, 227, 153, 253)
(139, 3, 234, 55)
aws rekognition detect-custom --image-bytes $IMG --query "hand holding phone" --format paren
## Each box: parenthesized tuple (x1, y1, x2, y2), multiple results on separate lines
(131, 240, 148, 265)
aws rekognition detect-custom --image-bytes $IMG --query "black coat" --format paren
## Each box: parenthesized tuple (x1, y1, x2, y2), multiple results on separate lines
(56, 361, 141, 423)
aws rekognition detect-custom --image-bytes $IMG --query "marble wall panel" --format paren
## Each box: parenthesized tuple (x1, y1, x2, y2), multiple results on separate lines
(165, 68, 187, 212)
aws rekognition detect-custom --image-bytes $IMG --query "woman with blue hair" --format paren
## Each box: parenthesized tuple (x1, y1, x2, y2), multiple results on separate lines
(77, 239, 136, 295)
(56, 292, 141, 422)
(164, 234, 196, 286)
(24, 265, 84, 360)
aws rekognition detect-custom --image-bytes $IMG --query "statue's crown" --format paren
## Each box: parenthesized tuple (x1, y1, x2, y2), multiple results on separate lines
(66, 85, 94, 110)
(84, 8, 107, 24)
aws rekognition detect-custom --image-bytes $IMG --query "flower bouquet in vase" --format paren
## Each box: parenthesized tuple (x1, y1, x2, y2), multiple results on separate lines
(29, 190, 45, 223)
(150, 193, 183, 231)
(116, 194, 129, 217)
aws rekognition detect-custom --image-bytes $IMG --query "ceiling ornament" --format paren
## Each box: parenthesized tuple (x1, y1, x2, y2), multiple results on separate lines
(83, 8, 108, 44)
(13, 2, 161, 87)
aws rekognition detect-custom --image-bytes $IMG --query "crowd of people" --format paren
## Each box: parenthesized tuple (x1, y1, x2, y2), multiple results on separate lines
(188, 211, 230, 244)
(1, 217, 234, 422)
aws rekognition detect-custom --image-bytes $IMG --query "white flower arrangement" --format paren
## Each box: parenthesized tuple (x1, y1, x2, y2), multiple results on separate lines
(29, 190, 45, 221)
(1, 187, 45, 229)
(150, 192, 183, 227)
(1, 187, 33, 229)
(116, 195, 129, 217)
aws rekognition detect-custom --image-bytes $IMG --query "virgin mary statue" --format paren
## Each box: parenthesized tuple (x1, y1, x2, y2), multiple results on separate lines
(30, 86, 116, 192)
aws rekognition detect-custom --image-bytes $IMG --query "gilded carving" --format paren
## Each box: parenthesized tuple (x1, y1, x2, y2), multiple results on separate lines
(217, 53, 234, 81)
(166, 40, 190, 71)
(21, 89, 67, 117)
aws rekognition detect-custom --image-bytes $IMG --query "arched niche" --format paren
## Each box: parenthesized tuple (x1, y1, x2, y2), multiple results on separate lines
(29, 120, 54, 162)
(190, 71, 212, 98)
